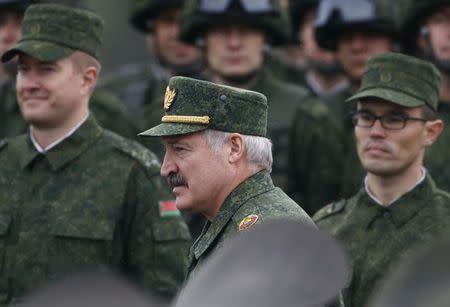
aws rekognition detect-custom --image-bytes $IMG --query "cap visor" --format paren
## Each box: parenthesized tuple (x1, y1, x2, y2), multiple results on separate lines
(345, 88, 425, 108)
(138, 123, 208, 137)
(2, 40, 74, 63)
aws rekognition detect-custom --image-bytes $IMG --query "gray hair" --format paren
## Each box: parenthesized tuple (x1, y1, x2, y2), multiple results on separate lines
(202, 129, 273, 172)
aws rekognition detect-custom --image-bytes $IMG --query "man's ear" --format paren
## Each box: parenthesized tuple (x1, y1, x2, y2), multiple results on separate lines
(424, 119, 444, 147)
(228, 133, 245, 163)
(80, 66, 98, 95)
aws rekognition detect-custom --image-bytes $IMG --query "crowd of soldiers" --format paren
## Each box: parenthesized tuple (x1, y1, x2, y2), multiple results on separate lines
(1, 0, 450, 306)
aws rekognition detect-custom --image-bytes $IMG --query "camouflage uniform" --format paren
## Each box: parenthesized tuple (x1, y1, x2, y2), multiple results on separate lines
(0, 116, 191, 304)
(314, 52, 445, 307)
(187, 170, 315, 278)
(401, 0, 450, 193)
(0, 4, 192, 303)
(0, 81, 138, 140)
(314, 174, 450, 307)
(140, 76, 315, 280)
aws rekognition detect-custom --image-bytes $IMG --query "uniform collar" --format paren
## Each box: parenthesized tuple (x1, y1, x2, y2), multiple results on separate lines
(357, 173, 437, 229)
(192, 170, 274, 259)
(19, 115, 103, 171)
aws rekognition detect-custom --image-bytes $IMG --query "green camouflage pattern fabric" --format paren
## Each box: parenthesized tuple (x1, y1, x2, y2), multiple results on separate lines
(179, 0, 291, 46)
(2, 3, 103, 62)
(424, 102, 450, 193)
(346, 52, 441, 112)
(186, 170, 315, 279)
(0, 116, 191, 305)
(130, 0, 183, 32)
(313, 174, 450, 307)
(288, 94, 346, 215)
(139, 76, 268, 137)
(0, 81, 138, 140)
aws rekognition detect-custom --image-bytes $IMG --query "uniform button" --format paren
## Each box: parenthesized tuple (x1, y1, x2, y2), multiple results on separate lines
(219, 94, 227, 101)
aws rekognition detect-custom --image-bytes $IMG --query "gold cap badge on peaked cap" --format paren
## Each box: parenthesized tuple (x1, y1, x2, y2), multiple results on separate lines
(164, 86, 177, 111)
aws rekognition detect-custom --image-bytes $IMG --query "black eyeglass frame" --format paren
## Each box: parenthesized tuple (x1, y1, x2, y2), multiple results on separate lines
(350, 111, 428, 130)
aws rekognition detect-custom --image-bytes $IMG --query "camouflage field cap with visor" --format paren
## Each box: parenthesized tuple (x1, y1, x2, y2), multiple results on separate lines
(1, 3, 104, 63)
(346, 52, 441, 112)
(139, 76, 268, 137)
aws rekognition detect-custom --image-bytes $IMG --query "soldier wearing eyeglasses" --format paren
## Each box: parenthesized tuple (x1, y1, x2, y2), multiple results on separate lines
(313, 52, 450, 307)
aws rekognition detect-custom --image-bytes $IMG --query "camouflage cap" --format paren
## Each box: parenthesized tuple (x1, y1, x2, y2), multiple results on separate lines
(139, 76, 268, 137)
(130, 0, 183, 33)
(1, 3, 104, 63)
(346, 52, 441, 111)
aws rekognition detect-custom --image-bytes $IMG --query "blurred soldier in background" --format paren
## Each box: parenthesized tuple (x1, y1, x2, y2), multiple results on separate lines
(100, 0, 204, 123)
(314, 0, 400, 198)
(314, 53, 450, 307)
(0, 0, 138, 140)
(401, 0, 450, 192)
(0, 3, 191, 304)
(178, 0, 343, 215)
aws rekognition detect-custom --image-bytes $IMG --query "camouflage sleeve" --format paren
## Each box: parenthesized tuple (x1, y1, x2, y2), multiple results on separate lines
(287, 103, 345, 215)
(124, 163, 191, 299)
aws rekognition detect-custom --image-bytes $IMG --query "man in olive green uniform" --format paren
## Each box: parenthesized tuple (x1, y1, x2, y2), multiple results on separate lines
(401, 0, 450, 192)
(0, 0, 138, 140)
(312, 0, 402, 199)
(99, 0, 203, 123)
(178, 0, 343, 214)
(139, 76, 315, 279)
(313, 53, 450, 307)
(0, 4, 191, 304)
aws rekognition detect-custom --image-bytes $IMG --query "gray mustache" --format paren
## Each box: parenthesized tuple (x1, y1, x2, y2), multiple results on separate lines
(168, 174, 187, 188)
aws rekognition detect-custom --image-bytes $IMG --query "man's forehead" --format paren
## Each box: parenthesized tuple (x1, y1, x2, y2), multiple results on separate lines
(162, 132, 203, 144)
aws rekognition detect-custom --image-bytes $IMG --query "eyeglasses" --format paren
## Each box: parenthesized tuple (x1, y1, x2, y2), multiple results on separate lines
(351, 111, 428, 130)
(198, 0, 280, 14)
(314, 0, 376, 27)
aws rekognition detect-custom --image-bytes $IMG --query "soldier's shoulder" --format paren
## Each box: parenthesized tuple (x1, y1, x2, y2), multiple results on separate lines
(102, 130, 161, 174)
(313, 199, 348, 223)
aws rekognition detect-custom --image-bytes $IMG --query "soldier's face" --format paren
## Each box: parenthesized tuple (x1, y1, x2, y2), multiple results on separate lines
(422, 6, 450, 62)
(355, 99, 441, 178)
(0, 10, 22, 57)
(16, 54, 88, 128)
(152, 8, 201, 66)
(336, 32, 392, 81)
(160, 132, 233, 219)
(205, 24, 265, 80)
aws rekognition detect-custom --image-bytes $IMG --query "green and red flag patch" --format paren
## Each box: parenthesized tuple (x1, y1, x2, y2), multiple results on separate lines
(239, 214, 259, 231)
(159, 200, 181, 217)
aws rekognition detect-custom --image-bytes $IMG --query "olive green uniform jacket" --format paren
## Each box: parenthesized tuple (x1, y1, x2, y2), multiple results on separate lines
(314, 174, 450, 307)
(0, 81, 138, 140)
(186, 170, 315, 279)
(0, 116, 191, 304)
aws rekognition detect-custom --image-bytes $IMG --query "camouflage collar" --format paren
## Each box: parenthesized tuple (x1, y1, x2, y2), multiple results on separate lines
(192, 170, 274, 260)
(357, 174, 437, 229)
(19, 115, 103, 171)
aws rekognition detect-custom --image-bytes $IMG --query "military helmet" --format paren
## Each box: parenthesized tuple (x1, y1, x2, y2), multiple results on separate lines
(401, 0, 450, 53)
(130, 0, 183, 33)
(179, 0, 291, 46)
(314, 0, 399, 51)
(0, 0, 31, 10)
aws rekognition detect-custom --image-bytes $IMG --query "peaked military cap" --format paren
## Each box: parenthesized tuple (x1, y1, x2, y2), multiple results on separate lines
(139, 76, 268, 137)
(346, 52, 441, 111)
(1, 3, 104, 62)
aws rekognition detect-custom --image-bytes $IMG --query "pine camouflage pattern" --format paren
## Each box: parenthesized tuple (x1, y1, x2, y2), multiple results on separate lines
(0, 116, 191, 304)
(0, 81, 138, 140)
(187, 170, 315, 279)
(139, 76, 268, 137)
(313, 174, 450, 307)
(2, 3, 104, 62)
